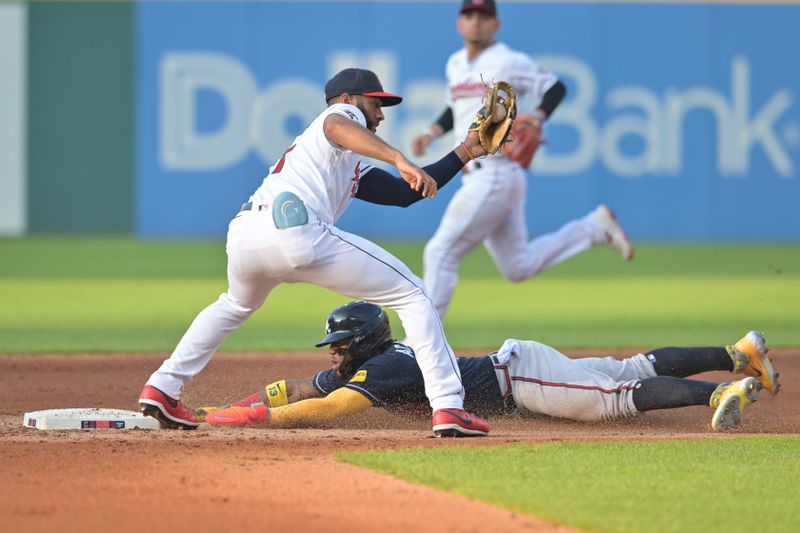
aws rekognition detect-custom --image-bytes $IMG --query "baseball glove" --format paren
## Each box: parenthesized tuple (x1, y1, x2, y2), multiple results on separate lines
(501, 113, 543, 168)
(468, 80, 517, 154)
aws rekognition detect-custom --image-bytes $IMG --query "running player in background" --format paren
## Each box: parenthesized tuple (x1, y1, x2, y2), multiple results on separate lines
(201, 302, 780, 434)
(411, 0, 633, 322)
(139, 68, 490, 437)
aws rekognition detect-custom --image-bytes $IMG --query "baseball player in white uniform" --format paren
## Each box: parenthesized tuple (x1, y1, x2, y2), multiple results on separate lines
(412, 0, 633, 321)
(139, 68, 489, 437)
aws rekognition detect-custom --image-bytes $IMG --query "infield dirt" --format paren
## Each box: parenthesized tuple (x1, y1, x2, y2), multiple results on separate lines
(2, 349, 798, 533)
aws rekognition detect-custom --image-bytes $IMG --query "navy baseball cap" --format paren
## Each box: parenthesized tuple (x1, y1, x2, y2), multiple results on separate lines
(324, 68, 403, 107)
(460, 0, 497, 17)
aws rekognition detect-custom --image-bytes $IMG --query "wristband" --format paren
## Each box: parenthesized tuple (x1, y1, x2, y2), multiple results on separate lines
(531, 110, 546, 127)
(422, 125, 438, 138)
(459, 142, 474, 162)
(264, 379, 288, 407)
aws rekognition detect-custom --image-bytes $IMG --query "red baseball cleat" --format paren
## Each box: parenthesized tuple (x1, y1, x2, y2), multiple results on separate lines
(139, 384, 200, 430)
(432, 408, 489, 437)
(204, 403, 269, 427)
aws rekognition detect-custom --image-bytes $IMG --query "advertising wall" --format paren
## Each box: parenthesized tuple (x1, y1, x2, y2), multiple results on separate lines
(136, 1, 800, 240)
(0, 3, 26, 236)
(27, 2, 134, 234)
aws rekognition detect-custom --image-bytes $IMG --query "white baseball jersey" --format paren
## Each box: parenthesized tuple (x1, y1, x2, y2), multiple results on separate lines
(249, 103, 366, 225)
(445, 41, 558, 161)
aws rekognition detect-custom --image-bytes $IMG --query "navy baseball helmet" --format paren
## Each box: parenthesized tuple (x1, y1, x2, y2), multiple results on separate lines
(316, 301, 393, 360)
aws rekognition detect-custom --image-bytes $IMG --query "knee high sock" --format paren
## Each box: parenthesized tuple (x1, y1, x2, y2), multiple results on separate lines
(647, 346, 733, 377)
(632, 377, 719, 411)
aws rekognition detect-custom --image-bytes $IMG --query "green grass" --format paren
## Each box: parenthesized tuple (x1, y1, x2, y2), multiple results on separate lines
(338, 437, 800, 533)
(1, 238, 798, 352)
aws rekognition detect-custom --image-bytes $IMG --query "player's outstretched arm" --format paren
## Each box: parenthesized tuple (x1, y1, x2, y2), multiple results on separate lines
(323, 114, 437, 198)
(203, 387, 373, 427)
(270, 388, 373, 427)
(285, 377, 325, 403)
(264, 377, 326, 405)
(355, 132, 484, 208)
(197, 376, 323, 418)
(411, 107, 453, 157)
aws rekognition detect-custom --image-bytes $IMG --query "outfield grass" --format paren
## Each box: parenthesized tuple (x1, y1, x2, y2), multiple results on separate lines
(338, 437, 800, 533)
(1, 238, 798, 352)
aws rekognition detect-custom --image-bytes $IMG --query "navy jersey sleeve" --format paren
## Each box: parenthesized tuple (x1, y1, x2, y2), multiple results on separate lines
(355, 151, 463, 207)
(343, 343, 429, 411)
(313, 369, 348, 395)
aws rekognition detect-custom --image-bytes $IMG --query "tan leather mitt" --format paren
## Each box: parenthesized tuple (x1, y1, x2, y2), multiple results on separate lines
(467, 80, 517, 154)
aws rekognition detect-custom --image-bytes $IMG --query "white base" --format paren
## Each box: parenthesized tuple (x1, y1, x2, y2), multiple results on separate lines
(23, 408, 163, 430)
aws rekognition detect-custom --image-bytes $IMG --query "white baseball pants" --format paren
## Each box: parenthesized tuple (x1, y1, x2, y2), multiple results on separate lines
(423, 161, 608, 320)
(498, 340, 657, 421)
(147, 208, 465, 411)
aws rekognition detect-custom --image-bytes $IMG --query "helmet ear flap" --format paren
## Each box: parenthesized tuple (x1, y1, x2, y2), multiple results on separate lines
(348, 328, 372, 359)
(353, 310, 392, 359)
